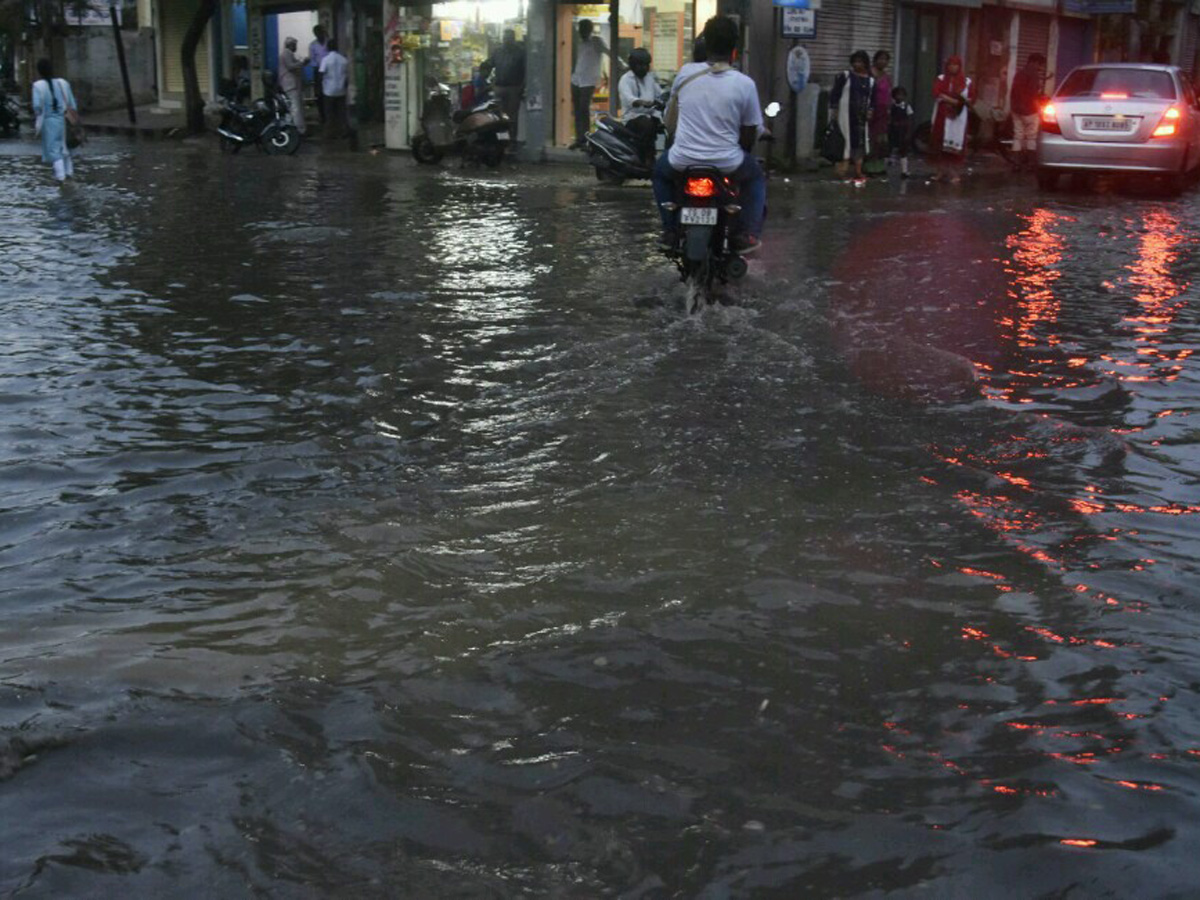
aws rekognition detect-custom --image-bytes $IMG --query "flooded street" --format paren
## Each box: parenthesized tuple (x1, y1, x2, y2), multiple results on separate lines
(3, 138, 1200, 897)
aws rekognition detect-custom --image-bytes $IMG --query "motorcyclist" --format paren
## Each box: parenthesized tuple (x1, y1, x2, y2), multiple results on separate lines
(617, 48, 662, 166)
(652, 15, 764, 255)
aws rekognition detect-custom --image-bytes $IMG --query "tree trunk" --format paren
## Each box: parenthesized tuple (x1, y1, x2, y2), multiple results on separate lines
(182, 0, 217, 134)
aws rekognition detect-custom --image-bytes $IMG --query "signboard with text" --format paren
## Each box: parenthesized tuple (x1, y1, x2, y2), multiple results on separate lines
(781, 8, 816, 38)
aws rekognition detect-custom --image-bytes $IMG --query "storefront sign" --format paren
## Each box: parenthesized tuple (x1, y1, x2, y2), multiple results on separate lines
(781, 9, 816, 38)
(773, 0, 812, 8)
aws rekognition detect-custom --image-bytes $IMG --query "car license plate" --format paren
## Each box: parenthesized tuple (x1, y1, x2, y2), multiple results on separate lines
(680, 207, 718, 225)
(496, 131, 510, 140)
(1081, 117, 1133, 132)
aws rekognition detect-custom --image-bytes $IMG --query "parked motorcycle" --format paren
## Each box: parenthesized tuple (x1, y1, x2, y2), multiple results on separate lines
(0, 87, 21, 137)
(215, 73, 301, 156)
(659, 103, 780, 313)
(585, 100, 666, 184)
(411, 82, 511, 168)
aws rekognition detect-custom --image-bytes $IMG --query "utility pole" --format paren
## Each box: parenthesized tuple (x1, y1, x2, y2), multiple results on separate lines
(110, 4, 136, 124)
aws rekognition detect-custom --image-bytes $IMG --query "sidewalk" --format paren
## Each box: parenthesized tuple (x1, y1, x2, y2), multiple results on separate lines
(84, 104, 186, 139)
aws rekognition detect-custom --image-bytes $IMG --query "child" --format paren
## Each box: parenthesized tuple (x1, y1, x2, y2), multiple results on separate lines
(889, 86, 914, 179)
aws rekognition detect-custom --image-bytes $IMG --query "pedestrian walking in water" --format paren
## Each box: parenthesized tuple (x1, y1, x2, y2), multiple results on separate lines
(488, 29, 526, 141)
(830, 50, 875, 186)
(570, 19, 608, 149)
(868, 50, 893, 172)
(1009, 53, 1047, 172)
(31, 58, 77, 184)
(930, 56, 974, 183)
(889, 86, 914, 178)
(319, 39, 349, 139)
(279, 37, 308, 136)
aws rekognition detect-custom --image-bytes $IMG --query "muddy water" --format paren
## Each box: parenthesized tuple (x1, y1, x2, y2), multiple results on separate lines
(2, 140, 1200, 897)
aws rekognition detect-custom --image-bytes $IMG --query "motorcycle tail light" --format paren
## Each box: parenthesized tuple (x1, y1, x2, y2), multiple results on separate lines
(684, 177, 716, 198)
(1040, 103, 1060, 135)
(1153, 106, 1181, 138)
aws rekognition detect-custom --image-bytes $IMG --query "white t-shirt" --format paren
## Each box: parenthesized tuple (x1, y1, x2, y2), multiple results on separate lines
(618, 71, 662, 121)
(667, 62, 762, 173)
(571, 35, 608, 88)
(319, 51, 349, 97)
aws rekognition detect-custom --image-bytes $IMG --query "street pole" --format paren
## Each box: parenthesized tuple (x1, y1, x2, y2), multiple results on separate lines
(608, 0, 618, 116)
(111, 5, 137, 124)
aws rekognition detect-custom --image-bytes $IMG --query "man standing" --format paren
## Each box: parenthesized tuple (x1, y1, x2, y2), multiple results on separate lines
(570, 19, 607, 149)
(652, 15, 764, 254)
(488, 29, 525, 140)
(309, 25, 330, 126)
(618, 47, 662, 164)
(319, 38, 349, 139)
(1009, 53, 1047, 171)
(279, 36, 307, 136)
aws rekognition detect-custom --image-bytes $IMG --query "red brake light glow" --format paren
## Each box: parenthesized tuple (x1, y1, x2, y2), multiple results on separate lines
(1153, 106, 1181, 138)
(684, 177, 716, 198)
(1099, 92, 1128, 100)
(1041, 103, 1060, 135)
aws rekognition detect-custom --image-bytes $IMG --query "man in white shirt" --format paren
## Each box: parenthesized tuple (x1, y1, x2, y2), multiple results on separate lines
(570, 19, 608, 149)
(652, 16, 764, 254)
(318, 38, 350, 138)
(617, 48, 662, 164)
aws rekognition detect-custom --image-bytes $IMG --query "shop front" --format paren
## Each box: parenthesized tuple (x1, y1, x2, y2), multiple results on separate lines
(551, 0, 715, 147)
(896, 0, 974, 126)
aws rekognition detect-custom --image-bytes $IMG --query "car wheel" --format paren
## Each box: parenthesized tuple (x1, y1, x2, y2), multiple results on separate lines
(1036, 168, 1059, 192)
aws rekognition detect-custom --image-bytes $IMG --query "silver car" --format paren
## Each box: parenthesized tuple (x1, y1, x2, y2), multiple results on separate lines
(1036, 63, 1200, 192)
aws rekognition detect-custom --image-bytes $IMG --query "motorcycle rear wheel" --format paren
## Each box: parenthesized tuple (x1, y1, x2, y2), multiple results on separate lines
(594, 167, 624, 185)
(263, 125, 300, 156)
(412, 134, 444, 164)
(478, 142, 505, 168)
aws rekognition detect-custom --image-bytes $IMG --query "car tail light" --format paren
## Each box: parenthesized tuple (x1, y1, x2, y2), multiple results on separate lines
(684, 177, 716, 198)
(1099, 92, 1128, 100)
(1041, 103, 1061, 135)
(1153, 106, 1181, 138)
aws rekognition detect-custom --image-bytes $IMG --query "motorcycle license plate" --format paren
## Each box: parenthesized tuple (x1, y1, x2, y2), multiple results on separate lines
(496, 131, 510, 140)
(680, 207, 717, 225)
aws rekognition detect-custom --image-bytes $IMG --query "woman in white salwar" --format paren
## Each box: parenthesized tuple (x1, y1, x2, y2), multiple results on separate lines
(31, 58, 77, 183)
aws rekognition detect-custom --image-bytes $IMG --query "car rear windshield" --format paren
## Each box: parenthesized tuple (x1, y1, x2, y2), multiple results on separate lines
(1057, 68, 1177, 100)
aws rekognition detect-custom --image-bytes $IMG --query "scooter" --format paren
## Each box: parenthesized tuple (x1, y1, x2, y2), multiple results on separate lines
(412, 82, 511, 168)
(659, 102, 781, 313)
(0, 87, 21, 137)
(585, 99, 666, 184)
(215, 72, 301, 156)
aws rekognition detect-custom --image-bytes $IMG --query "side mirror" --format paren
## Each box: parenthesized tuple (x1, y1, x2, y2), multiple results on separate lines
(764, 101, 781, 119)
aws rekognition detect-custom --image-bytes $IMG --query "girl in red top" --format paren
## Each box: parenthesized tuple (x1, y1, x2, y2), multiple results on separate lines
(930, 56, 975, 183)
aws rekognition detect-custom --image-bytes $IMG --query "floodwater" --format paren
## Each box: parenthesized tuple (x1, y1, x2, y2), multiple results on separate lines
(2, 137, 1200, 898)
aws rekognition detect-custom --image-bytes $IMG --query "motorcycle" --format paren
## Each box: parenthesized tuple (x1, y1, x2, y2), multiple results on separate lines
(411, 82, 511, 168)
(660, 103, 781, 313)
(0, 87, 20, 137)
(215, 74, 301, 156)
(661, 167, 748, 312)
(585, 100, 666, 184)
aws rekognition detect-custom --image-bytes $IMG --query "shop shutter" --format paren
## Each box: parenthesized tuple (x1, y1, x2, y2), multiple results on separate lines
(808, 0, 854, 81)
(853, 0, 895, 62)
(1015, 10, 1050, 70)
(161, 0, 211, 96)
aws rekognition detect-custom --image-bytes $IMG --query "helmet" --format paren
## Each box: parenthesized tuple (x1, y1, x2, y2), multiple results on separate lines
(628, 48, 651, 68)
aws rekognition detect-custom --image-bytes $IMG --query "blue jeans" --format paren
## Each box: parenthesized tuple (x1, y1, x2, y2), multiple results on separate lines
(652, 150, 766, 237)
